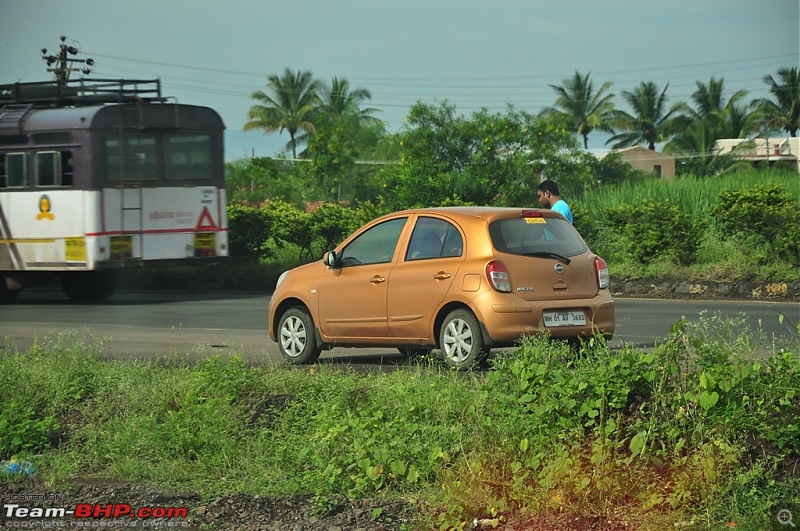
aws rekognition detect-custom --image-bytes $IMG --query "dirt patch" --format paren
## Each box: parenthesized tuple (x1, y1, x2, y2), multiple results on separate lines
(1, 479, 418, 530)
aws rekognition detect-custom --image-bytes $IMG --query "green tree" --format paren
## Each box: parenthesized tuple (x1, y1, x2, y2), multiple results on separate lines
(379, 100, 471, 208)
(244, 68, 320, 159)
(664, 120, 734, 176)
(380, 101, 589, 209)
(607, 81, 681, 150)
(225, 157, 308, 206)
(304, 77, 387, 202)
(665, 77, 749, 175)
(687, 77, 756, 139)
(306, 112, 360, 202)
(316, 77, 383, 126)
(754, 66, 800, 137)
(542, 71, 615, 149)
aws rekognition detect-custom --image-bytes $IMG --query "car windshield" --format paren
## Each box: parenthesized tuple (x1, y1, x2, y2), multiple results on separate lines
(488, 216, 587, 258)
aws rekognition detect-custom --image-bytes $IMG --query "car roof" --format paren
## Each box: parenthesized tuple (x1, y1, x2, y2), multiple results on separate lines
(393, 206, 560, 221)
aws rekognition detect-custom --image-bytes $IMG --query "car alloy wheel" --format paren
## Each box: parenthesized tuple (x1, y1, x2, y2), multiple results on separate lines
(278, 307, 321, 364)
(440, 309, 485, 370)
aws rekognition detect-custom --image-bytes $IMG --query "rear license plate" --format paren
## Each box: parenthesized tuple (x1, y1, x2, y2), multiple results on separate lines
(194, 233, 216, 256)
(110, 236, 132, 259)
(543, 310, 587, 327)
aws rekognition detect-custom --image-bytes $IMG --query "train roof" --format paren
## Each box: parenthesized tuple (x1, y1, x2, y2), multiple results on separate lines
(0, 79, 224, 134)
(0, 78, 166, 107)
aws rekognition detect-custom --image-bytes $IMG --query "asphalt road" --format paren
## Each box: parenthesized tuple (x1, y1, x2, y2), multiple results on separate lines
(0, 291, 797, 364)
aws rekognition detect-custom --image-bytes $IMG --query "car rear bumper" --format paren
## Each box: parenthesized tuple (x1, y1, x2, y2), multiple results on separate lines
(473, 291, 616, 345)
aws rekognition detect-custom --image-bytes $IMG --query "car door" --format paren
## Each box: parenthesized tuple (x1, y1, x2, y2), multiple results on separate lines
(387, 216, 464, 340)
(317, 217, 408, 340)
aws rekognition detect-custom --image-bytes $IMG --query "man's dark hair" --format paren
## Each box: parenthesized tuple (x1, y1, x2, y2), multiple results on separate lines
(537, 179, 560, 196)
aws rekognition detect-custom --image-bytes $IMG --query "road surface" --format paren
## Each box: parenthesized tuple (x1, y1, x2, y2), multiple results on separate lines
(1, 291, 797, 364)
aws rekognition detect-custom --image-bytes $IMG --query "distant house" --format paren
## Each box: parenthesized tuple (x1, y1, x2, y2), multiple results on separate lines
(601, 146, 676, 178)
(714, 137, 800, 173)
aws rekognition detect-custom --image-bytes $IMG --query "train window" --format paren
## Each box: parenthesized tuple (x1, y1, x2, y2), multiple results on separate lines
(164, 133, 212, 180)
(105, 134, 158, 181)
(36, 151, 59, 187)
(2, 153, 27, 188)
(61, 151, 74, 186)
(32, 151, 73, 187)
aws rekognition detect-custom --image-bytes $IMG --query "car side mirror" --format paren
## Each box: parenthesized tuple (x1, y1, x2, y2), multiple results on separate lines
(325, 251, 339, 269)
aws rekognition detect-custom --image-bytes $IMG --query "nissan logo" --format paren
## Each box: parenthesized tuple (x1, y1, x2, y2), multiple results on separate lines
(553, 263, 564, 274)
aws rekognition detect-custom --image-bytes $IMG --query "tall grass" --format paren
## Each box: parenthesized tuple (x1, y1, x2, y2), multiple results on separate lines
(574, 169, 800, 282)
(576, 169, 799, 227)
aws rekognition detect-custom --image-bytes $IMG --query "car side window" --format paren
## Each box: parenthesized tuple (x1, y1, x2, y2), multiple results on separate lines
(340, 218, 407, 267)
(406, 217, 463, 261)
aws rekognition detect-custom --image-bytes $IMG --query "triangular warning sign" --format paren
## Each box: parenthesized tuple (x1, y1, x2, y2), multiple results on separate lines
(196, 206, 218, 230)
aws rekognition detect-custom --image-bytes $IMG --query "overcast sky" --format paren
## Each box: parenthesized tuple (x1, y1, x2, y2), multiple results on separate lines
(2, 0, 798, 160)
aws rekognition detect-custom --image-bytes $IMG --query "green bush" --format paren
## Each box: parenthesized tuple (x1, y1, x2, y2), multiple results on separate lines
(0, 404, 59, 457)
(309, 203, 363, 252)
(261, 200, 313, 259)
(711, 183, 800, 265)
(604, 199, 703, 265)
(227, 204, 270, 263)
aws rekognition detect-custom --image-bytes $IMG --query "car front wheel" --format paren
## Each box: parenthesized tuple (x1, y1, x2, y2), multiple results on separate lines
(278, 307, 321, 364)
(439, 309, 486, 370)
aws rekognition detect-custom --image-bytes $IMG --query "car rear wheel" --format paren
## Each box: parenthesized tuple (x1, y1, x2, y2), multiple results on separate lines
(440, 309, 486, 370)
(278, 307, 321, 365)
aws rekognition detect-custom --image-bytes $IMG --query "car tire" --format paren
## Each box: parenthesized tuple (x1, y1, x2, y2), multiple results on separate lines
(0, 276, 19, 304)
(439, 309, 486, 370)
(60, 271, 118, 301)
(278, 307, 321, 365)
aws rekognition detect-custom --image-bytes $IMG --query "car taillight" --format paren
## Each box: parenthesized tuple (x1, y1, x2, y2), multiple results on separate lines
(595, 257, 609, 289)
(486, 260, 511, 293)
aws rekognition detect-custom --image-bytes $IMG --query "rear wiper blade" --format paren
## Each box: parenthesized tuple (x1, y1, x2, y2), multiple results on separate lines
(522, 251, 571, 264)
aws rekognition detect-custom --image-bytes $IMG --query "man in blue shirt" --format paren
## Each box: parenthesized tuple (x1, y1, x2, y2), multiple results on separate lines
(536, 179, 573, 224)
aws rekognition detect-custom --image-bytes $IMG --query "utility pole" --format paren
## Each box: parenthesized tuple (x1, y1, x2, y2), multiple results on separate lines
(40, 36, 94, 85)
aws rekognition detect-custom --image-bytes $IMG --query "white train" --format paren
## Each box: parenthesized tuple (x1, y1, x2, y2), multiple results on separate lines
(0, 78, 228, 301)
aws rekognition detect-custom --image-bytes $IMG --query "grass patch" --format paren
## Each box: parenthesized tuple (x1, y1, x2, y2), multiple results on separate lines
(1, 316, 798, 529)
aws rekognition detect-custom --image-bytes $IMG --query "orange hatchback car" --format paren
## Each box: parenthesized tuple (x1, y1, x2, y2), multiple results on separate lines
(268, 207, 615, 369)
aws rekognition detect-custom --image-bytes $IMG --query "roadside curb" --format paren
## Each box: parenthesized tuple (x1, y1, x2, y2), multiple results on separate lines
(610, 279, 800, 303)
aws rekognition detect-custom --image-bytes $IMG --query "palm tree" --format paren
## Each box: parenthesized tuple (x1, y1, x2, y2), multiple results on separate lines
(244, 68, 320, 159)
(607, 81, 681, 150)
(754, 66, 800, 136)
(664, 119, 731, 176)
(542, 71, 615, 149)
(666, 77, 759, 175)
(684, 77, 753, 137)
(316, 77, 383, 125)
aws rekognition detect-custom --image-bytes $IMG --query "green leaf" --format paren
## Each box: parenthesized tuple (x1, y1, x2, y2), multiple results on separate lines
(519, 438, 529, 452)
(630, 430, 647, 456)
(699, 391, 720, 411)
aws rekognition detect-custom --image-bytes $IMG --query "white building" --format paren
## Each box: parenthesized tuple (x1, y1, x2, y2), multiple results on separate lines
(715, 137, 800, 172)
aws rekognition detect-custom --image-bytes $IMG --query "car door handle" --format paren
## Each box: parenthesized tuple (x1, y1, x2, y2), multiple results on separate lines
(369, 275, 386, 284)
(433, 272, 451, 280)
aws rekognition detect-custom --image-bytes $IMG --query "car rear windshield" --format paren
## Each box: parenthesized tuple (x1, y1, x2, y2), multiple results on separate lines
(488, 216, 588, 257)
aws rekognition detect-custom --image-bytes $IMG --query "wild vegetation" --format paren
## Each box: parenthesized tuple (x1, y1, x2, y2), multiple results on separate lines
(2, 313, 798, 529)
